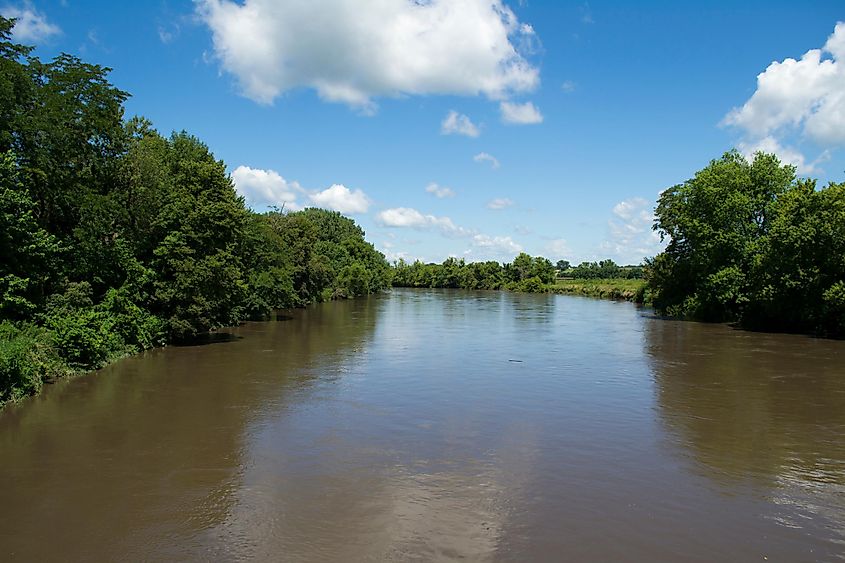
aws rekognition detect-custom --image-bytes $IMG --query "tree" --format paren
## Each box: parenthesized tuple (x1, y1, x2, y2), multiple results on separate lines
(650, 150, 795, 321)
(649, 150, 845, 336)
(0, 151, 60, 318)
(149, 132, 250, 340)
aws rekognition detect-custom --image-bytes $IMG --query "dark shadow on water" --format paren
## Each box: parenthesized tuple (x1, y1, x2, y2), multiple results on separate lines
(640, 310, 841, 341)
(732, 320, 844, 341)
(172, 332, 243, 347)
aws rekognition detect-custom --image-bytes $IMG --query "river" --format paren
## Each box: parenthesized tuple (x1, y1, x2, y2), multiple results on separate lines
(1, 289, 843, 561)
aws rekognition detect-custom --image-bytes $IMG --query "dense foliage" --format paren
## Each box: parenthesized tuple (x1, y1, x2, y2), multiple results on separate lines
(563, 260, 644, 280)
(648, 150, 845, 337)
(0, 17, 389, 405)
(392, 253, 556, 292)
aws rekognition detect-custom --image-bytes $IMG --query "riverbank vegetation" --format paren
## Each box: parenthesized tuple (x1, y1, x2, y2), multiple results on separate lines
(391, 254, 647, 302)
(391, 253, 555, 292)
(648, 151, 845, 337)
(562, 260, 644, 280)
(551, 278, 647, 302)
(0, 18, 389, 405)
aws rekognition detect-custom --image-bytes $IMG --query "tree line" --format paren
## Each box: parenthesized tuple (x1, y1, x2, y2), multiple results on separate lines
(391, 254, 646, 291)
(392, 253, 556, 292)
(562, 260, 644, 280)
(648, 150, 845, 337)
(0, 17, 390, 404)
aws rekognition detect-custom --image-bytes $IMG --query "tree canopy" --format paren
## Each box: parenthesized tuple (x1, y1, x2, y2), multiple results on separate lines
(0, 16, 390, 404)
(648, 150, 845, 336)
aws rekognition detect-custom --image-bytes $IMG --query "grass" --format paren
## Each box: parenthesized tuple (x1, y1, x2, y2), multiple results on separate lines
(550, 278, 648, 303)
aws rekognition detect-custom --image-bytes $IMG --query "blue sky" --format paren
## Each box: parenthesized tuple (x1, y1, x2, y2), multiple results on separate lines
(4, 1, 844, 265)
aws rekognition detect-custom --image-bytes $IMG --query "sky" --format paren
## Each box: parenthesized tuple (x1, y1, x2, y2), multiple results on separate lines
(3, 0, 844, 265)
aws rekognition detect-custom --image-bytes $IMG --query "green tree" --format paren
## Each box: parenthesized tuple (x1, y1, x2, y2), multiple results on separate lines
(650, 151, 795, 321)
(0, 151, 60, 318)
(149, 133, 250, 339)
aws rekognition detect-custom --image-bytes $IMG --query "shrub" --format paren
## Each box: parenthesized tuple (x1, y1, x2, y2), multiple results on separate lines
(99, 287, 165, 351)
(509, 276, 549, 293)
(0, 322, 65, 404)
(46, 308, 123, 369)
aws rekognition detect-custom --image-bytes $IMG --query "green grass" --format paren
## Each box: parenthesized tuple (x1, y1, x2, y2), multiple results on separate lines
(551, 278, 648, 303)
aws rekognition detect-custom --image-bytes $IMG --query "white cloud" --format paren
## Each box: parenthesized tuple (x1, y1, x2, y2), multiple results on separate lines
(233, 166, 371, 214)
(723, 22, 845, 171)
(376, 207, 471, 237)
(158, 23, 180, 44)
(196, 0, 540, 111)
(500, 100, 543, 124)
(470, 234, 522, 255)
(441, 111, 480, 137)
(600, 197, 663, 264)
(232, 165, 302, 210)
(473, 152, 500, 169)
(487, 197, 515, 209)
(425, 182, 455, 198)
(309, 184, 370, 214)
(561, 80, 576, 93)
(2, 2, 60, 42)
(612, 197, 650, 222)
(545, 238, 571, 258)
(738, 136, 830, 175)
(382, 248, 413, 263)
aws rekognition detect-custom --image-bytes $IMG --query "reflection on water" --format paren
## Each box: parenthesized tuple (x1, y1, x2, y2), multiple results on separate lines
(647, 319, 845, 483)
(1, 289, 844, 561)
(0, 299, 379, 560)
(646, 318, 845, 550)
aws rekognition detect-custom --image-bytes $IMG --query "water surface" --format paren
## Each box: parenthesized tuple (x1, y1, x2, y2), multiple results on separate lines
(1, 289, 843, 561)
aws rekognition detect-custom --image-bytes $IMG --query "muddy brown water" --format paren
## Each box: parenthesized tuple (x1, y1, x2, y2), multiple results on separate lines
(1, 289, 844, 561)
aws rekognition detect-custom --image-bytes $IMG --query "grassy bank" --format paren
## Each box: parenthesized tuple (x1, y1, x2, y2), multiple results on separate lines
(550, 278, 648, 303)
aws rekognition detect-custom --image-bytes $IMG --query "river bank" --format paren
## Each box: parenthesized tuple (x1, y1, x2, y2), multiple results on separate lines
(549, 278, 648, 303)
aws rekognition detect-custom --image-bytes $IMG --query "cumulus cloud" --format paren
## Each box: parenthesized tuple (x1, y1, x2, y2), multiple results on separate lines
(600, 197, 664, 264)
(233, 165, 370, 214)
(376, 207, 471, 237)
(377, 204, 525, 260)
(723, 22, 845, 172)
(441, 111, 480, 137)
(738, 136, 831, 175)
(500, 101, 543, 124)
(309, 184, 370, 214)
(1, 2, 61, 42)
(382, 248, 413, 263)
(545, 238, 571, 258)
(425, 182, 455, 198)
(487, 197, 515, 209)
(470, 234, 522, 255)
(473, 152, 500, 169)
(232, 165, 302, 210)
(197, 0, 540, 111)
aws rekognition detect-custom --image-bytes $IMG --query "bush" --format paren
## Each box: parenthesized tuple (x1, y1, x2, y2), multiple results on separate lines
(99, 287, 165, 351)
(46, 307, 128, 369)
(337, 263, 370, 298)
(0, 322, 65, 404)
(509, 276, 549, 293)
